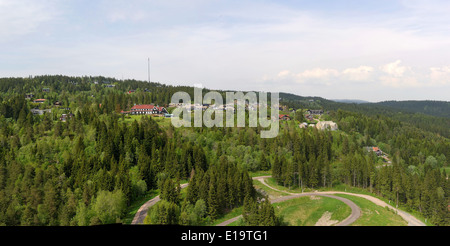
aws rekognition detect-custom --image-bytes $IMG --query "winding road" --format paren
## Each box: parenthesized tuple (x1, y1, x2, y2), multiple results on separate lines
(131, 183, 189, 224)
(131, 176, 425, 226)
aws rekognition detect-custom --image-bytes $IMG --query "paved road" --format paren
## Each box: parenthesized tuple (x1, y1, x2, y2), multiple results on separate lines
(216, 192, 361, 226)
(252, 176, 425, 226)
(132, 176, 425, 226)
(217, 176, 361, 226)
(131, 183, 188, 224)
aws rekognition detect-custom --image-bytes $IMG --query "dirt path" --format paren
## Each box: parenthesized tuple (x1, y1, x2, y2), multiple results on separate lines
(315, 211, 338, 226)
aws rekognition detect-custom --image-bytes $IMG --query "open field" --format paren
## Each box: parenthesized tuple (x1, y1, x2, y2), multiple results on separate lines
(334, 194, 407, 226)
(253, 176, 413, 226)
(273, 196, 352, 226)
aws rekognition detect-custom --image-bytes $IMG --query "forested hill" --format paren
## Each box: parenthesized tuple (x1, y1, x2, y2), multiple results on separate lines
(370, 100, 450, 119)
(0, 75, 448, 226)
(278, 92, 450, 138)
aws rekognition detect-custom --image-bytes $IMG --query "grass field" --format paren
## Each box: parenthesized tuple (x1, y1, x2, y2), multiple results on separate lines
(212, 207, 244, 226)
(334, 194, 407, 226)
(273, 196, 352, 226)
(254, 177, 410, 226)
(253, 179, 289, 199)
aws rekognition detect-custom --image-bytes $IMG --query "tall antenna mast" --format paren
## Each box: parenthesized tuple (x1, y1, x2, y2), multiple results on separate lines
(147, 58, 150, 83)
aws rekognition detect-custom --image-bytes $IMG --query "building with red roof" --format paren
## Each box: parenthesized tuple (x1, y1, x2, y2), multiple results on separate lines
(130, 104, 168, 115)
(33, 99, 46, 103)
(279, 114, 291, 120)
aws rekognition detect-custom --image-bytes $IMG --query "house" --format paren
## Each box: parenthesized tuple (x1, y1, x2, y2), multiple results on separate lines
(372, 147, 382, 156)
(33, 99, 46, 103)
(25, 93, 34, 100)
(305, 114, 314, 121)
(299, 122, 308, 128)
(31, 108, 51, 115)
(54, 101, 62, 106)
(306, 109, 323, 115)
(59, 113, 73, 122)
(366, 146, 383, 156)
(168, 102, 184, 108)
(316, 121, 338, 131)
(279, 114, 291, 120)
(130, 104, 168, 115)
(279, 105, 288, 111)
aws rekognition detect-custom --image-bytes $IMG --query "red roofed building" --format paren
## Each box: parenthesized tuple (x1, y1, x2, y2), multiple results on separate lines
(279, 114, 291, 120)
(130, 104, 168, 115)
(33, 99, 46, 103)
(372, 147, 382, 156)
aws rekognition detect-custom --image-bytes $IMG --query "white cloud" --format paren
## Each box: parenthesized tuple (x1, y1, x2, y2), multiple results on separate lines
(270, 61, 448, 89)
(277, 70, 291, 78)
(342, 66, 374, 81)
(379, 76, 422, 88)
(296, 68, 339, 83)
(0, 0, 58, 41)
(379, 60, 411, 77)
(429, 66, 450, 85)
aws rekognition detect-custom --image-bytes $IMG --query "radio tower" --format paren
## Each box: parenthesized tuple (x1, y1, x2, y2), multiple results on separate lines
(147, 58, 150, 83)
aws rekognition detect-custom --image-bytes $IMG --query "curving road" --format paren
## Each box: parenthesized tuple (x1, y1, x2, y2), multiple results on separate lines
(132, 176, 425, 226)
(216, 192, 361, 226)
(250, 176, 425, 226)
(217, 176, 361, 226)
(131, 183, 188, 224)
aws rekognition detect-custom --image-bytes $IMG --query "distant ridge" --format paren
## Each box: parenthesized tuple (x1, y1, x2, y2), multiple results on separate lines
(331, 99, 371, 104)
(373, 100, 450, 118)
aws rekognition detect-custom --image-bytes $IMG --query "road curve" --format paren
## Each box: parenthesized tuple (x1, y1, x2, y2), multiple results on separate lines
(218, 176, 360, 226)
(252, 176, 426, 226)
(216, 192, 361, 226)
(131, 176, 425, 226)
(131, 183, 188, 224)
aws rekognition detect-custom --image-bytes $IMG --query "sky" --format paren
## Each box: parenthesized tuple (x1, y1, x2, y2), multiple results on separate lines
(1, 0, 450, 102)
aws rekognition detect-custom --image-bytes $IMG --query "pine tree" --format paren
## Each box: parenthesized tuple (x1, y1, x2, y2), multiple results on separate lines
(272, 155, 281, 183)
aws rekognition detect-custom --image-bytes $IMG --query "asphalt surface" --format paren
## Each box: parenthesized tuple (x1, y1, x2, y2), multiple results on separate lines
(131, 176, 425, 226)
(131, 183, 188, 224)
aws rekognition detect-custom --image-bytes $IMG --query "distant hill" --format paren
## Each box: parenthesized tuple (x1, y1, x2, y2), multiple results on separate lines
(371, 100, 450, 118)
(277, 92, 450, 138)
(331, 99, 371, 104)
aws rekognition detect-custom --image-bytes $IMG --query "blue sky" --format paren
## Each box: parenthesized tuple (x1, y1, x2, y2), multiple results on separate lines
(1, 0, 450, 102)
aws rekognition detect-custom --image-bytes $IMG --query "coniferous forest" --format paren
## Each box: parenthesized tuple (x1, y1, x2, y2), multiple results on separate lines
(0, 75, 448, 226)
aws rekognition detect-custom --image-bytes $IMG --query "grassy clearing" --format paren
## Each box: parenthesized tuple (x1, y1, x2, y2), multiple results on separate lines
(252, 176, 410, 226)
(212, 207, 244, 226)
(334, 194, 407, 226)
(273, 196, 352, 226)
(249, 171, 271, 177)
(253, 179, 289, 199)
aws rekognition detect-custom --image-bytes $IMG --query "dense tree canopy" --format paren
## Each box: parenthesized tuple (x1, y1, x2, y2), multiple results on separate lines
(0, 75, 448, 226)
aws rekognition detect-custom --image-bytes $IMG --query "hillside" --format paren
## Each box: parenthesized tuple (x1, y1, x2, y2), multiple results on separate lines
(0, 75, 448, 227)
(277, 93, 450, 138)
(372, 100, 450, 118)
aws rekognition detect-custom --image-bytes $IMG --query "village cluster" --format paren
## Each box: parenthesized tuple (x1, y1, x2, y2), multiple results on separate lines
(24, 85, 387, 164)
